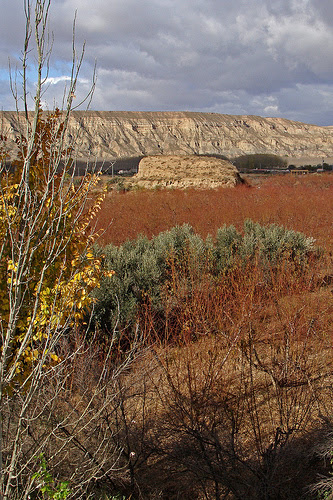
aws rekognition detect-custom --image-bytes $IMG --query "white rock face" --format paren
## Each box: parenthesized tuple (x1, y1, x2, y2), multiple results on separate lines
(133, 155, 243, 189)
(1, 110, 333, 161)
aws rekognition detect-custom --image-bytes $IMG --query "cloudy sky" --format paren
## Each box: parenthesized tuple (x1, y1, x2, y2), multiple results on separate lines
(1, 0, 333, 125)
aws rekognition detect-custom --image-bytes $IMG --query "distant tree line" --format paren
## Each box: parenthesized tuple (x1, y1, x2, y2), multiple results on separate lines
(232, 154, 288, 170)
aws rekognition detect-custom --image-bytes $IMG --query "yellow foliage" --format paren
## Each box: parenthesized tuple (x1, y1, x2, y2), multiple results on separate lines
(0, 108, 112, 386)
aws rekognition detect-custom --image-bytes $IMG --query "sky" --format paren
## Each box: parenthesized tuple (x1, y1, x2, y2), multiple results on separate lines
(1, 0, 333, 125)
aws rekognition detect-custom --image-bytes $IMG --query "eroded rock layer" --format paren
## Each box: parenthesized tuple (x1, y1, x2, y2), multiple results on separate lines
(1, 110, 333, 161)
(133, 155, 243, 189)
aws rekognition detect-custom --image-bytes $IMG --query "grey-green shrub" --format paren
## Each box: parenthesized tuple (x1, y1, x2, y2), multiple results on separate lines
(214, 224, 242, 271)
(91, 221, 317, 336)
(92, 225, 207, 332)
(240, 219, 316, 265)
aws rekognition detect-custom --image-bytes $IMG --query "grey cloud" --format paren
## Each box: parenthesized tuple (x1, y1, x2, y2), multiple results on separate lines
(311, 0, 333, 25)
(1, 0, 333, 124)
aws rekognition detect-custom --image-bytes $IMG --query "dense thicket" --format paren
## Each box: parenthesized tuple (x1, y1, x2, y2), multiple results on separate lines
(233, 153, 288, 170)
(83, 218, 332, 500)
(92, 220, 317, 337)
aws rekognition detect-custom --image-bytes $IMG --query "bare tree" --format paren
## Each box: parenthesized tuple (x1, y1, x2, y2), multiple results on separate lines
(0, 1, 140, 498)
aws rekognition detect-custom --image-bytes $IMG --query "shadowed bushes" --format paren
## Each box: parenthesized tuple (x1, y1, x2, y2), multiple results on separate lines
(17, 219, 330, 499)
(91, 220, 318, 341)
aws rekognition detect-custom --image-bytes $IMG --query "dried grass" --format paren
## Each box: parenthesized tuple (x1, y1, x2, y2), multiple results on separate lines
(87, 173, 333, 498)
(95, 173, 333, 252)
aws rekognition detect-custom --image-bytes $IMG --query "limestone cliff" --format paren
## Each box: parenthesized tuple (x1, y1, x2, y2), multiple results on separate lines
(1, 110, 333, 162)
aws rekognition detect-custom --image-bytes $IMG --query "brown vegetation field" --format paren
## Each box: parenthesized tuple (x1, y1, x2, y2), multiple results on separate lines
(88, 173, 333, 500)
(96, 173, 333, 252)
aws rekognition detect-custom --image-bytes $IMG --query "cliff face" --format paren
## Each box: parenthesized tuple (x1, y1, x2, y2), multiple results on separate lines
(1, 110, 333, 161)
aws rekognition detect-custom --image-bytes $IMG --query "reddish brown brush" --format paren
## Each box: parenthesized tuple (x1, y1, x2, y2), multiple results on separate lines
(87, 173, 333, 498)
(95, 174, 333, 252)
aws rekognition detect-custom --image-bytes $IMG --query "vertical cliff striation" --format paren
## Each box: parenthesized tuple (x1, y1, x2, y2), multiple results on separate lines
(1, 110, 333, 161)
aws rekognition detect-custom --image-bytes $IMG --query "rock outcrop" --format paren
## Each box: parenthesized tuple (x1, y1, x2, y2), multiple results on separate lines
(133, 155, 243, 189)
(1, 110, 333, 163)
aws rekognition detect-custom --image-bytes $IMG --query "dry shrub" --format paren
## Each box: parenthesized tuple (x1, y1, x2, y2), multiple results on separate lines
(104, 250, 333, 499)
(86, 175, 333, 498)
(0, 329, 148, 499)
(95, 174, 333, 252)
(141, 247, 325, 345)
(118, 309, 331, 498)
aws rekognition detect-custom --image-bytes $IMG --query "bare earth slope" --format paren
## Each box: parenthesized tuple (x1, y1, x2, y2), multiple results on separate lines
(133, 155, 243, 189)
(1, 110, 333, 161)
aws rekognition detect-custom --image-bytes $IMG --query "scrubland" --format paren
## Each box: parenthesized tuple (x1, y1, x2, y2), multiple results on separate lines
(80, 173, 333, 499)
(9, 1, 333, 497)
(5, 170, 332, 499)
(97, 173, 333, 252)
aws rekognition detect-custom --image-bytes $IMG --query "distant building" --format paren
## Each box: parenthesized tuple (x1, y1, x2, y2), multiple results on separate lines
(290, 169, 309, 175)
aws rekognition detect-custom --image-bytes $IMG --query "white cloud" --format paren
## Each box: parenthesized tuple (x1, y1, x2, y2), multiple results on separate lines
(46, 76, 72, 85)
(264, 105, 279, 114)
